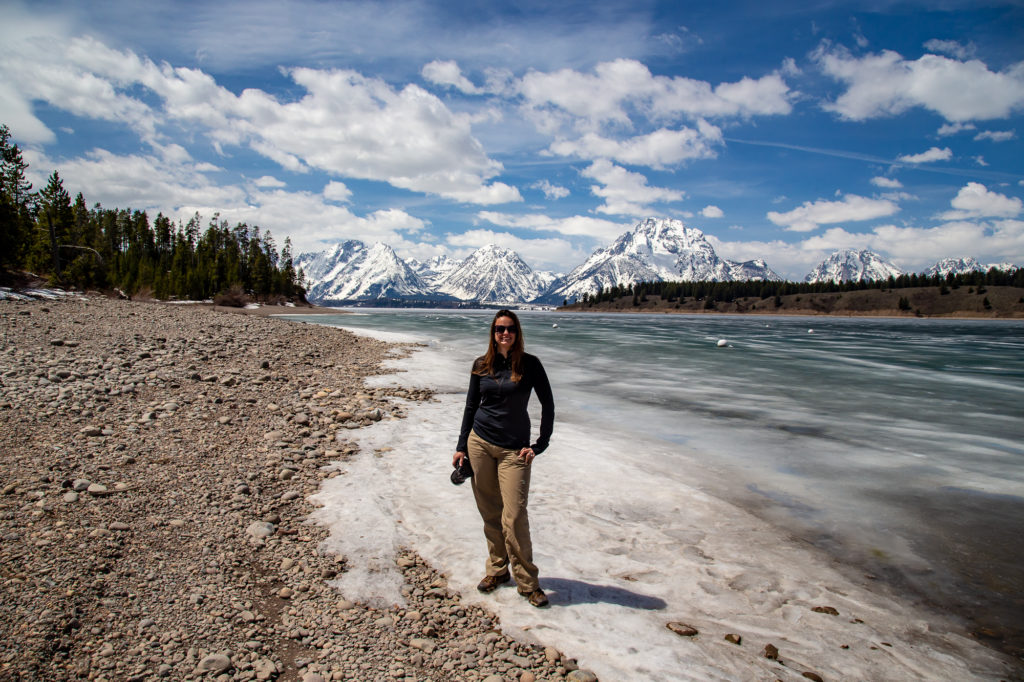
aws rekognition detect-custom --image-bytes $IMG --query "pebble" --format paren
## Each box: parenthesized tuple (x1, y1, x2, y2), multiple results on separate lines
(567, 671, 599, 682)
(0, 297, 577, 682)
(196, 653, 232, 674)
(666, 621, 699, 637)
(247, 521, 276, 538)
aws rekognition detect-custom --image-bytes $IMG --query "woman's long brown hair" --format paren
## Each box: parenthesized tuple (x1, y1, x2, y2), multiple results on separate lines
(472, 309, 524, 382)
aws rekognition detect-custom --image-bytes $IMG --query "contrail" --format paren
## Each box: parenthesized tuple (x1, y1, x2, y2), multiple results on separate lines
(724, 138, 1021, 182)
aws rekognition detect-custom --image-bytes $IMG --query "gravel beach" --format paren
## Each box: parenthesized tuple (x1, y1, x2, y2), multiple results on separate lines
(0, 297, 588, 682)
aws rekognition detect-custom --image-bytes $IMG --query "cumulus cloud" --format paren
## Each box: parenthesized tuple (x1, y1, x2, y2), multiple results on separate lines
(974, 129, 1016, 142)
(323, 181, 352, 203)
(937, 122, 975, 136)
(923, 39, 976, 61)
(701, 205, 724, 218)
(530, 179, 569, 200)
(3, 33, 521, 205)
(767, 194, 900, 232)
(938, 182, 1022, 221)
(974, 155, 988, 166)
(518, 58, 792, 130)
(713, 217, 1024, 280)
(422, 60, 479, 94)
(580, 159, 684, 215)
(897, 146, 952, 163)
(815, 44, 1024, 122)
(871, 176, 902, 188)
(253, 175, 286, 188)
(24, 146, 425, 254)
(476, 211, 628, 242)
(549, 123, 722, 167)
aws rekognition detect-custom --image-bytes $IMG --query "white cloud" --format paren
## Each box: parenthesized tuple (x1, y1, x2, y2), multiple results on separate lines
(871, 176, 902, 189)
(815, 44, 1024, 122)
(27, 147, 244, 212)
(923, 39, 976, 61)
(518, 58, 792, 130)
(476, 211, 628, 242)
(897, 146, 952, 163)
(580, 159, 684, 215)
(700, 205, 724, 218)
(323, 181, 352, 203)
(713, 217, 1024, 280)
(937, 122, 975, 136)
(530, 180, 569, 200)
(938, 182, 1022, 221)
(549, 123, 722, 167)
(24, 146, 426, 255)
(974, 155, 989, 167)
(974, 130, 1016, 142)
(253, 175, 286, 188)
(2, 33, 522, 205)
(421, 60, 479, 94)
(767, 194, 900, 232)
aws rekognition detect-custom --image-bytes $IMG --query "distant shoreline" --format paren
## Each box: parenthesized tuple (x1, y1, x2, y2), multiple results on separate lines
(557, 285, 1024, 320)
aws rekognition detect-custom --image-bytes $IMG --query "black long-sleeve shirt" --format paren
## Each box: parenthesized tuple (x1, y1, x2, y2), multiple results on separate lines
(456, 352, 554, 455)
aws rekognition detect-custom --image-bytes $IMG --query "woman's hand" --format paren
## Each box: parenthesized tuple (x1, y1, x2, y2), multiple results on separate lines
(518, 447, 535, 464)
(453, 451, 467, 467)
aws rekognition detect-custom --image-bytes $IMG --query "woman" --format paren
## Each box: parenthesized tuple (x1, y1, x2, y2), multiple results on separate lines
(453, 309, 554, 607)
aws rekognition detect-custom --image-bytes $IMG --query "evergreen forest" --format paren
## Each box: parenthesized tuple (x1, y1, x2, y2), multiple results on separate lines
(0, 125, 304, 303)
(573, 267, 1024, 309)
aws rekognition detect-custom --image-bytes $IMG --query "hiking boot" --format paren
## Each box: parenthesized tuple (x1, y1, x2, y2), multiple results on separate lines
(477, 573, 510, 593)
(519, 588, 549, 607)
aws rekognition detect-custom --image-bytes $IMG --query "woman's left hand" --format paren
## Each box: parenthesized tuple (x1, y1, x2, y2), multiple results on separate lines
(519, 447, 535, 464)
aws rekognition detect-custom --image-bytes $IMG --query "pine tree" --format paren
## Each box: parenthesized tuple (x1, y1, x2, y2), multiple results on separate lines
(34, 171, 73, 279)
(0, 125, 34, 272)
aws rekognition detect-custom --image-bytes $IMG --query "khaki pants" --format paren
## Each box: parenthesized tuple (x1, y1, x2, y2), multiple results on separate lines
(467, 430, 538, 592)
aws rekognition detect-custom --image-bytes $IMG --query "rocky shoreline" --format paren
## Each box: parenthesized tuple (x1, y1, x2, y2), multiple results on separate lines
(0, 297, 592, 681)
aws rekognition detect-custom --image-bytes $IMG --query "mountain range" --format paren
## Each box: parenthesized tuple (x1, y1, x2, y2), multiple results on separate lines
(295, 218, 1018, 305)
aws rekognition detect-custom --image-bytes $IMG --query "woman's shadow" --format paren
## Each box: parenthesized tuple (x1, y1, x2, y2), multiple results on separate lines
(539, 578, 666, 610)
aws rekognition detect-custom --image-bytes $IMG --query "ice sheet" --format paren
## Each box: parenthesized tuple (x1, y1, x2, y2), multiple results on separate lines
(309, 341, 1016, 681)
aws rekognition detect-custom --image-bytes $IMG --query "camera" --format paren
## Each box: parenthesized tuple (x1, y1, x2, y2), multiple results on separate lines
(450, 456, 473, 485)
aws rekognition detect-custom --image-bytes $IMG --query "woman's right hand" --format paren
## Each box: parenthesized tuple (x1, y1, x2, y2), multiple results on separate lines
(453, 451, 467, 467)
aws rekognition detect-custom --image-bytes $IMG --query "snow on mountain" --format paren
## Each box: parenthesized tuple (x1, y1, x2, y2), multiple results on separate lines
(408, 254, 461, 288)
(295, 241, 431, 303)
(922, 257, 984, 278)
(436, 244, 551, 303)
(549, 217, 780, 301)
(727, 258, 781, 282)
(805, 249, 902, 283)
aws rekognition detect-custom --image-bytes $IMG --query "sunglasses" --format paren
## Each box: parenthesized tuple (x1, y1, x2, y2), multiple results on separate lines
(494, 325, 518, 334)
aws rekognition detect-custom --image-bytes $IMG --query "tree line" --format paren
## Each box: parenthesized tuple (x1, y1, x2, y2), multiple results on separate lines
(574, 267, 1024, 307)
(0, 125, 304, 303)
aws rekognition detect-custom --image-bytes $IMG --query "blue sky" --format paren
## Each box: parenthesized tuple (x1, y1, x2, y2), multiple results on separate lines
(2, 0, 1023, 279)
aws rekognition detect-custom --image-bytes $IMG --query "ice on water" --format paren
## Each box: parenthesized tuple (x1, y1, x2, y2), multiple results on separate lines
(306, 318, 1016, 681)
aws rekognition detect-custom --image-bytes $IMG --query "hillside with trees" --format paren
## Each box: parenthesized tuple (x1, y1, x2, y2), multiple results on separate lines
(0, 125, 304, 305)
(560, 271, 1024, 318)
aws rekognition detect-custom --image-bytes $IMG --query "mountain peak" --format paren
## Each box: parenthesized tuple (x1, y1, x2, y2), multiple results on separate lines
(547, 217, 779, 301)
(438, 244, 547, 302)
(806, 249, 902, 283)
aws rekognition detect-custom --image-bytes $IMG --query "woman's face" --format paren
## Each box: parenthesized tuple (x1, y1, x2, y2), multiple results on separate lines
(493, 315, 517, 355)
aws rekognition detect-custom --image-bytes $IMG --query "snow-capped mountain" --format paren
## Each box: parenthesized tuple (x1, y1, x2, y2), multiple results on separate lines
(295, 241, 431, 303)
(408, 254, 461, 287)
(805, 249, 902, 283)
(549, 217, 780, 302)
(437, 244, 553, 303)
(922, 257, 984, 278)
